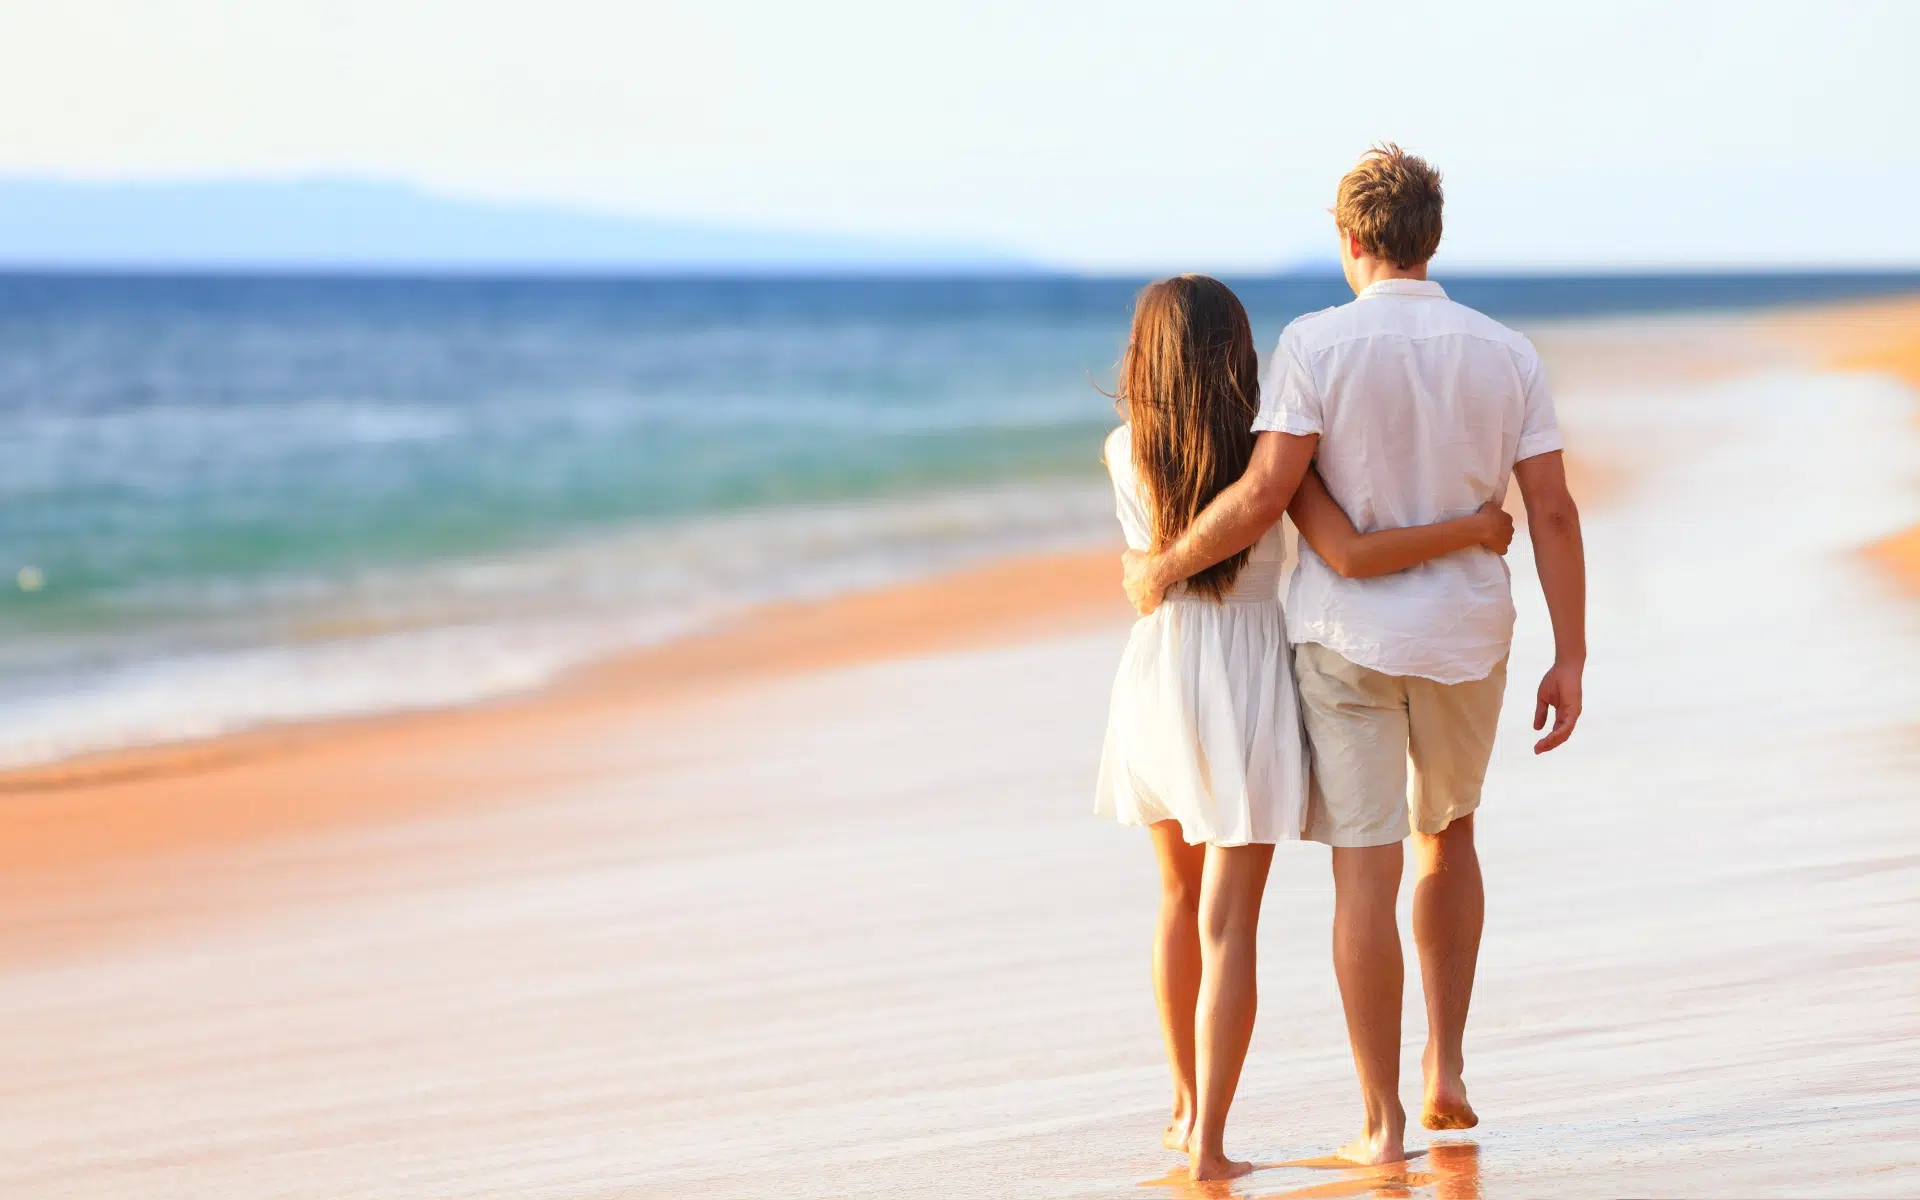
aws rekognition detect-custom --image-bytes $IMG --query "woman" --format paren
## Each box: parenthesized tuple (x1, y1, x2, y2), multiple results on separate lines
(1093, 276, 1511, 1181)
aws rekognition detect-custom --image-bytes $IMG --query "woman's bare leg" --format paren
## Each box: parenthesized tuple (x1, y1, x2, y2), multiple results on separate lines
(1189, 842, 1275, 1181)
(1147, 821, 1206, 1152)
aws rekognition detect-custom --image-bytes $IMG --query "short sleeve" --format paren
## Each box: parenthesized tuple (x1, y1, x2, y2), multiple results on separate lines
(1514, 345, 1564, 462)
(1252, 325, 1323, 437)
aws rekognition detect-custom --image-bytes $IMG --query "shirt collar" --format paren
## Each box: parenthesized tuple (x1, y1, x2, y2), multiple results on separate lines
(1357, 278, 1447, 300)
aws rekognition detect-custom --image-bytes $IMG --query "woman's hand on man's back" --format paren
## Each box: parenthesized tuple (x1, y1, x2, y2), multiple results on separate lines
(1476, 501, 1515, 555)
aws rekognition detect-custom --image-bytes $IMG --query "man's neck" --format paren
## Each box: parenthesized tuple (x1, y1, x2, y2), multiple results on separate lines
(1349, 261, 1429, 293)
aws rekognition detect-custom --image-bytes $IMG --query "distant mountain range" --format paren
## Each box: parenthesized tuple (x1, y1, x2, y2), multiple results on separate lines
(0, 177, 1033, 272)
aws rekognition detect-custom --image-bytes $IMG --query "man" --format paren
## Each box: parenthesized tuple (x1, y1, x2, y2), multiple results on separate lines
(1122, 144, 1586, 1166)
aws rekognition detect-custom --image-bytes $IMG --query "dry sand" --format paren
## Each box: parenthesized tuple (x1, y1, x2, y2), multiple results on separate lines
(0, 300, 1915, 1198)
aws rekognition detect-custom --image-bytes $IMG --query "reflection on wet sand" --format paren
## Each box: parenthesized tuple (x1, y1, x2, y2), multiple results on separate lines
(1138, 1143, 1480, 1200)
(1425, 1143, 1482, 1200)
(1135, 1166, 1253, 1199)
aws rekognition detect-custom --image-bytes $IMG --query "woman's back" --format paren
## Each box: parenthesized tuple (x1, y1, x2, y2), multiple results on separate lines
(1096, 419, 1305, 846)
(1103, 424, 1287, 603)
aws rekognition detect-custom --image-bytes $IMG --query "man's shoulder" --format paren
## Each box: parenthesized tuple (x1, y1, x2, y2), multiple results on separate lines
(1278, 300, 1361, 352)
(1437, 298, 1541, 363)
(1282, 302, 1347, 334)
(1278, 293, 1541, 373)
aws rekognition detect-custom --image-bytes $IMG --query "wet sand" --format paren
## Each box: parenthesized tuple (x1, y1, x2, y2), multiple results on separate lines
(0, 300, 1916, 1197)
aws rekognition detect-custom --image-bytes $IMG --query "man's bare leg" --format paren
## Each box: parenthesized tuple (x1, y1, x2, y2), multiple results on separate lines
(1412, 815, 1482, 1131)
(1147, 821, 1206, 1152)
(1188, 842, 1274, 1182)
(1330, 842, 1407, 1165)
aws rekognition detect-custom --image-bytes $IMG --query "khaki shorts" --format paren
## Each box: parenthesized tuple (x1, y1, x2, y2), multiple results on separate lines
(1294, 642, 1507, 848)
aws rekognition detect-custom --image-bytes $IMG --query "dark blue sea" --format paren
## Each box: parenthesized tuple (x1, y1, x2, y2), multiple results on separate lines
(4, 270, 1916, 765)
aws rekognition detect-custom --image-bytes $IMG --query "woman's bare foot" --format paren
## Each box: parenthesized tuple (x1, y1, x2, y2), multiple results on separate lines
(1420, 1052, 1479, 1131)
(1188, 1150, 1254, 1182)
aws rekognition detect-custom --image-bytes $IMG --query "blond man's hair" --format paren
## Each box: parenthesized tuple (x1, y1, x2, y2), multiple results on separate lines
(1334, 144, 1443, 269)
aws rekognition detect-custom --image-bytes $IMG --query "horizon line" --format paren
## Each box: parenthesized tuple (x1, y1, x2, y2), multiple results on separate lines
(2, 264, 1919, 282)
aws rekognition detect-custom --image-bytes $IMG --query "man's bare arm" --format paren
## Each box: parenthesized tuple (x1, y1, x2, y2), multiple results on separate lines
(1121, 431, 1318, 614)
(1512, 450, 1586, 753)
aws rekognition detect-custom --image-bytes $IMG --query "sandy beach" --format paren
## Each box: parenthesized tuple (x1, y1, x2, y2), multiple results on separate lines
(1, 298, 1916, 1198)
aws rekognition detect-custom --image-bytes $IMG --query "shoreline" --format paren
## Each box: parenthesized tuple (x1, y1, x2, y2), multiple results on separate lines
(0, 548, 1132, 889)
(2, 293, 1913, 800)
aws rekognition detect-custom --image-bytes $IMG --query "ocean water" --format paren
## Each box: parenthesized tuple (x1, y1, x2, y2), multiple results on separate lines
(4, 270, 1917, 767)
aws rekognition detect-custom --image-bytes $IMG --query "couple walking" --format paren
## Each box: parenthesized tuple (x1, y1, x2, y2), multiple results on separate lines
(1093, 145, 1586, 1182)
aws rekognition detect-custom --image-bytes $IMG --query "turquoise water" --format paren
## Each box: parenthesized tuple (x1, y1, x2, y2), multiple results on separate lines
(2, 278, 1123, 632)
(4, 271, 1917, 765)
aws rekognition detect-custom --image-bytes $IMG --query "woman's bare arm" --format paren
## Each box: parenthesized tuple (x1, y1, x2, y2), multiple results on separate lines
(1288, 470, 1512, 579)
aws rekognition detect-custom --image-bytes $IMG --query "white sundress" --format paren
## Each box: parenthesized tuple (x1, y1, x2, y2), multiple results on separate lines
(1093, 425, 1309, 846)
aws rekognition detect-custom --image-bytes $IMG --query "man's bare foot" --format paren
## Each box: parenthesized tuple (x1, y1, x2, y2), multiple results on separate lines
(1421, 1054, 1479, 1131)
(1334, 1126, 1406, 1167)
(1161, 1116, 1193, 1153)
(1188, 1150, 1254, 1182)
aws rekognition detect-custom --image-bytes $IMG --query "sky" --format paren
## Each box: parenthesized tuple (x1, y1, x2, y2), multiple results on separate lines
(0, 0, 1915, 271)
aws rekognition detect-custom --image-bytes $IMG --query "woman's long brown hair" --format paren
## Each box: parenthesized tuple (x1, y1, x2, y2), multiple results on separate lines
(1118, 275, 1261, 600)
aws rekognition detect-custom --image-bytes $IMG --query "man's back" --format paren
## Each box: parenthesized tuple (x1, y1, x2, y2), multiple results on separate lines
(1254, 278, 1562, 683)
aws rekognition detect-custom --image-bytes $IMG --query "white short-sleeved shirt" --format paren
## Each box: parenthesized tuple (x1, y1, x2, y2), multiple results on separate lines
(1254, 278, 1563, 684)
